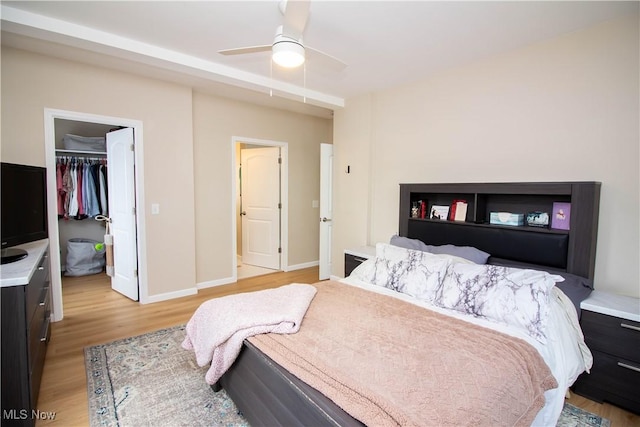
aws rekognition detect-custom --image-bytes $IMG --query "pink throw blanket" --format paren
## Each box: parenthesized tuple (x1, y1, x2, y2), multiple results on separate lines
(181, 283, 317, 384)
(250, 281, 558, 426)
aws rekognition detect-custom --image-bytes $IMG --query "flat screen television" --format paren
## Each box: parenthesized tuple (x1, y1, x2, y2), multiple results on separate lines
(1, 162, 49, 264)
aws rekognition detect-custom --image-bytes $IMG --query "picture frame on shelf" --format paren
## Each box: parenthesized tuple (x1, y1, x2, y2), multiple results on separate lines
(430, 205, 449, 221)
(551, 202, 571, 230)
(526, 211, 549, 228)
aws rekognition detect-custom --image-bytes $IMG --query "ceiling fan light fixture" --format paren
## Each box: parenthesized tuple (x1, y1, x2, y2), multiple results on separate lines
(272, 40, 305, 68)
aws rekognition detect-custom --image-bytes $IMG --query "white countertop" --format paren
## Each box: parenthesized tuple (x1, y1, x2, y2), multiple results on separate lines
(581, 290, 640, 322)
(344, 245, 376, 259)
(1, 239, 49, 287)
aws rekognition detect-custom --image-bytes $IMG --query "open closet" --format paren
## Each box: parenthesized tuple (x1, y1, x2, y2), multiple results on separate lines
(54, 119, 114, 271)
(53, 118, 139, 301)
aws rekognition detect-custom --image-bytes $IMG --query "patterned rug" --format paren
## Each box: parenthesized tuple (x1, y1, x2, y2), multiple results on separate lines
(85, 325, 610, 427)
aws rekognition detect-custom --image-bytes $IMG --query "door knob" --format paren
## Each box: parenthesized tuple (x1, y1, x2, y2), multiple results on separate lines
(240, 211, 247, 216)
(321, 217, 332, 222)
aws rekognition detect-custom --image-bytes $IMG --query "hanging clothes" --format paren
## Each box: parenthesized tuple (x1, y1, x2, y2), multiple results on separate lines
(76, 162, 85, 218)
(56, 156, 108, 220)
(68, 162, 79, 217)
(99, 164, 108, 216)
(56, 162, 65, 217)
(62, 160, 73, 219)
(84, 164, 100, 217)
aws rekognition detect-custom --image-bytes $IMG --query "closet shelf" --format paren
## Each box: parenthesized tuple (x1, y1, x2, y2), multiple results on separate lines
(56, 148, 106, 156)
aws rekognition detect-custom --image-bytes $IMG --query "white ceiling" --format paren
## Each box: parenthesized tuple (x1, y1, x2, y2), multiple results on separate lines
(1, 1, 636, 118)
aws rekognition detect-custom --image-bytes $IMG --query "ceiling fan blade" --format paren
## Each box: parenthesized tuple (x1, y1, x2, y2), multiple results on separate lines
(218, 45, 272, 56)
(307, 45, 348, 71)
(282, 0, 310, 38)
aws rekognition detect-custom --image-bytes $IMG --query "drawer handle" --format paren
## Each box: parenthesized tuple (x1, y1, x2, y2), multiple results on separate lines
(621, 323, 640, 332)
(617, 362, 640, 373)
(40, 318, 51, 342)
(38, 266, 44, 271)
(39, 287, 49, 305)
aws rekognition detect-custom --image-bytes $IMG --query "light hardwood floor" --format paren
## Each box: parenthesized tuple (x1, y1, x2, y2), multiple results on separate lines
(36, 269, 639, 426)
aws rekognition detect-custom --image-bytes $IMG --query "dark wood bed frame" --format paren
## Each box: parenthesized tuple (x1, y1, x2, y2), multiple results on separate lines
(217, 181, 601, 426)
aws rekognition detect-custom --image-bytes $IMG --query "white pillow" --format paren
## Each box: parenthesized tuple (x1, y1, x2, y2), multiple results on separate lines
(435, 262, 560, 343)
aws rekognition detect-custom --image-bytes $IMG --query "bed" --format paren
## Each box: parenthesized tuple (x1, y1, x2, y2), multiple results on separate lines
(196, 182, 601, 426)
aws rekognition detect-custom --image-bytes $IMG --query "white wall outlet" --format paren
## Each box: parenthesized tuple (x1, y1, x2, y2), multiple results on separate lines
(151, 203, 160, 215)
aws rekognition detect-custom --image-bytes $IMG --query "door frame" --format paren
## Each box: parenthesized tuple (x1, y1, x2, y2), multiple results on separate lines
(44, 108, 147, 321)
(319, 143, 333, 279)
(231, 136, 288, 279)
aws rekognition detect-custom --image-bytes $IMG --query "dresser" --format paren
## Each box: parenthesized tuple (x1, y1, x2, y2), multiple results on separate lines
(344, 245, 375, 277)
(572, 290, 640, 414)
(1, 240, 51, 426)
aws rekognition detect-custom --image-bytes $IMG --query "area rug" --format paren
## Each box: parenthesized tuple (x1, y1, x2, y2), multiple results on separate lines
(85, 325, 248, 427)
(85, 325, 611, 427)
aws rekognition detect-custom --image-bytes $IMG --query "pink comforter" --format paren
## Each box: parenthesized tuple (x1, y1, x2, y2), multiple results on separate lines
(182, 283, 317, 385)
(249, 280, 558, 426)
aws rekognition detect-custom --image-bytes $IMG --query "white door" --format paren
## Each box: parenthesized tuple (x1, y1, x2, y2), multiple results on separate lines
(106, 128, 139, 300)
(319, 143, 333, 279)
(241, 147, 281, 269)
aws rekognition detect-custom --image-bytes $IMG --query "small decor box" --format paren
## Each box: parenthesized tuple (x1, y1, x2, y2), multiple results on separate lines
(449, 200, 468, 222)
(551, 202, 571, 230)
(490, 212, 524, 226)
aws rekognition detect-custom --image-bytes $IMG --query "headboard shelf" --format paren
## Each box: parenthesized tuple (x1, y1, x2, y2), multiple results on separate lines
(399, 182, 601, 279)
(408, 217, 570, 235)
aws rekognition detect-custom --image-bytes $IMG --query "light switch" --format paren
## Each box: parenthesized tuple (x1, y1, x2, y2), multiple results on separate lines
(151, 203, 160, 215)
(312, 200, 319, 208)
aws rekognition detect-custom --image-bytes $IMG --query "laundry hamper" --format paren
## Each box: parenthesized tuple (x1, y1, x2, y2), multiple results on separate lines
(65, 238, 106, 276)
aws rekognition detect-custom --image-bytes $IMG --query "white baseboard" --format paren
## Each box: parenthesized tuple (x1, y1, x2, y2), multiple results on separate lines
(143, 287, 198, 304)
(287, 260, 319, 271)
(142, 263, 319, 304)
(197, 276, 236, 289)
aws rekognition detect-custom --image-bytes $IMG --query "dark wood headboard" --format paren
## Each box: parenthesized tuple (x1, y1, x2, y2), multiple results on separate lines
(398, 182, 601, 279)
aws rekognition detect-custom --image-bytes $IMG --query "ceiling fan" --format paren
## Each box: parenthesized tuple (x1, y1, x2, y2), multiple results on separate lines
(218, 0, 346, 70)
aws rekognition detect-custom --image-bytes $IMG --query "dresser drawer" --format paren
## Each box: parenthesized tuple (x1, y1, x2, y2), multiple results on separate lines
(29, 296, 50, 411)
(573, 349, 640, 414)
(580, 310, 640, 362)
(590, 350, 640, 398)
(25, 251, 49, 324)
(29, 301, 46, 367)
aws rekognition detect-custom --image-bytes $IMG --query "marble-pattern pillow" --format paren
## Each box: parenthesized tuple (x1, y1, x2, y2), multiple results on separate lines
(370, 243, 452, 302)
(435, 263, 560, 342)
(349, 258, 377, 282)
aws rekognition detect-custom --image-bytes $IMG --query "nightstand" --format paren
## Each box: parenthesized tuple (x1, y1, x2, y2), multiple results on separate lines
(344, 246, 375, 277)
(572, 290, 640, 414)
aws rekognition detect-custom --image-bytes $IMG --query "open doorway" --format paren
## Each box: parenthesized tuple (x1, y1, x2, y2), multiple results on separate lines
(44, 108, 146, 321)
(232, 137, 288, 280)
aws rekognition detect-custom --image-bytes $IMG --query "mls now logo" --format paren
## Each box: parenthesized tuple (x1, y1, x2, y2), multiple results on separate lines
(3, 409, 56, 421)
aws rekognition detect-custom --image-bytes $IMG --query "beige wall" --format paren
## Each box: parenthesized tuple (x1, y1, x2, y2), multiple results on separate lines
(192, 92, 332, 284)
(2, 46, 332, 298)
(1, 46, 196, 299)
(332, 94, 374, 271)
(333, 15, 639, 298)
